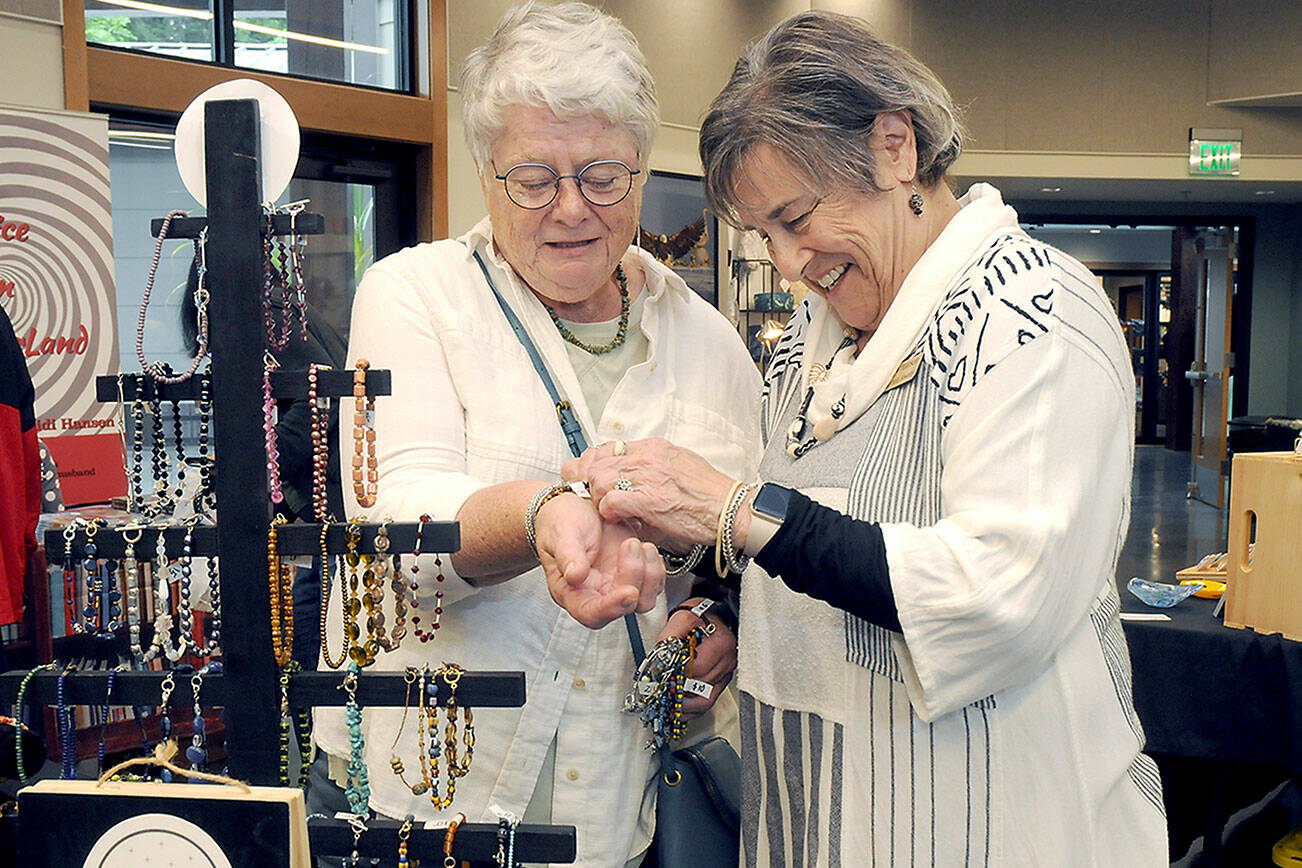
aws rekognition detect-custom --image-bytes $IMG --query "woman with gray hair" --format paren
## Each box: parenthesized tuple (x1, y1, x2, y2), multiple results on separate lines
(312, 3, 760, 864)
(556, 11, 1167, 865)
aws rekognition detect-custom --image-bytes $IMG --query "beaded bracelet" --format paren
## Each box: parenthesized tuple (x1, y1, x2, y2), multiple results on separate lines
(307, 363, 332, 521)
(442, 812, 466, 868)
(715, 482, 753, 578)
(263, 352, 284, 505)
(397, 814, 414, 866)
(388, 667, 428, 795)
(96, 667, 118, 777)
(524, 480, 588, 557)
(351, 360, 378, 508)
(57, 663, 77, 779)
(267, 514, 294, 667)
(341, 662, 370, 816)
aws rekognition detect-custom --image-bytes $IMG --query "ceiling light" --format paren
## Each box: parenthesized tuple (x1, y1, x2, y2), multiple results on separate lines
(1089, 228, 1102, 234)
(1040, 186, 1062, 193)
(108, 130, 176, 141)
(1254, 189, 1276, 196)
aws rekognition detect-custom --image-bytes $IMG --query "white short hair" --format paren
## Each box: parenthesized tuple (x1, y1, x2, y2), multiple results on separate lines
(460, 1, 660, 171)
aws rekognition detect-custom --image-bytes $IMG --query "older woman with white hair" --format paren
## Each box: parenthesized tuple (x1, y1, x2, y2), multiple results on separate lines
(311, 2, 760, 865)
(558, 10, 1168, 866)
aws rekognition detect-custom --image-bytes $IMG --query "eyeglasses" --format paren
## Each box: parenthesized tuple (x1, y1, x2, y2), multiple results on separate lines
(494, 160, 640, 210)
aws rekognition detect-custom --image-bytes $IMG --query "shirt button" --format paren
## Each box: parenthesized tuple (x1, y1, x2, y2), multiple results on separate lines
(566, 768, 580, 782)
(612, 421, 625, 434)
(572, 677, 586, 689)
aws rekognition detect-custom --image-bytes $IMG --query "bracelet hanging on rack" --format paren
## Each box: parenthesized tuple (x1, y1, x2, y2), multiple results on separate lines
(342, 518, 364, 666)
(195, 366, 215, 512)
(372, 523, 398, 652)
(57, 662, 77, 780)
(388, 666, 428, 795)
(61, 524, 79, 635)
(102, 551, 122, 633)
(138, 211, 209, 383)
(387, 528, 408, 646)
(263, 351, 285, 505)
(397, 814, 414, 867)
(428, 663, 474, 810)
(185, 663, 220, 772)
(80, 519, 104, 635)
(408, 515, 446, 643)
(128, 396, 146, 512)
(97, 667, 119, 778)
(177, 515, 219, 658)
(319, 518, 346, 670)
(289, 206, 309, 341)
(351, 360, 378, 508)
(442, 812, 467, 868)
(278, 661, 299, 787)
(122, 524, 144, 660)
(418, 665, 435, 796)
(341, 662, 370, 816)
(156, 671, 176, 781)
(169, 391, 187, 506)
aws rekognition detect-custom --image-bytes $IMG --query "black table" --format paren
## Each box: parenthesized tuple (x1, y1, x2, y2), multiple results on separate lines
(1121, 591, 1302, 862)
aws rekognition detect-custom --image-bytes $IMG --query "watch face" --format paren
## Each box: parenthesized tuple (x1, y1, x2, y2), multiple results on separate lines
(752, 483, 791, 521)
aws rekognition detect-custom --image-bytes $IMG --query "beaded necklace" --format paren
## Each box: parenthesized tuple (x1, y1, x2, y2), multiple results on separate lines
(157, 671, 176, 781)
(307, 363, 332, 521)
(427, 663, 474, 809)
(544, 264, 630, 354)
(128, 397, 146, 511)
(61, 525, 79, 634)
(97, 667, 118, 777)
(138, 211, 209, 383)
(80, 519, 103, 635)
(342, 519, 364, 666)
(267, 514, 293, 667)
(14, 664, 55, 784)
(185, 663, 220, 771)
(278, 661, 298, 787)
(195, 368, 215, 511)
(318, 518, 346, 669)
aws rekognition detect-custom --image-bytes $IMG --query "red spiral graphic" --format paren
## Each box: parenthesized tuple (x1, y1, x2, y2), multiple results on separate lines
(0, 109, 118, 428)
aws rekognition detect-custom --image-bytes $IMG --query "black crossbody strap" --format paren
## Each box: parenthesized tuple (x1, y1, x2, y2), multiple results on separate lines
(469, 248, 646, 662)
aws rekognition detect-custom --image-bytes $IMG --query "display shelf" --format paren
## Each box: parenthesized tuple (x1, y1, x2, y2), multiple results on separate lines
(0, 670, 524, 709)
(42, 521, 460, 560)
(149, 212, 325, 240)
(307, 817, 577, 863)
(94, 369, 392, 403)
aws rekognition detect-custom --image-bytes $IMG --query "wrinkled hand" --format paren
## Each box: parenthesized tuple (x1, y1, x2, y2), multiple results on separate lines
(561, 438, 736, 551)
(656, 597, 737, 720)
(535, 492, 665, 629)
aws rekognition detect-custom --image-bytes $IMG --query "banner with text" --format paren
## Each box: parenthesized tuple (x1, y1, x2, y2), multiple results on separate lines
(0, 104, 123, 505)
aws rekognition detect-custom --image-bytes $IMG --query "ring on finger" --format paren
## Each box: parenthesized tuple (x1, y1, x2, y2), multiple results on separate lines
(614, 477, 635, 492)
(612, 439, 627, 456)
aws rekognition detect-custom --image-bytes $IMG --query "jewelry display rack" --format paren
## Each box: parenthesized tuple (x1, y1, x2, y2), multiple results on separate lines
(0, 98, 575, 864)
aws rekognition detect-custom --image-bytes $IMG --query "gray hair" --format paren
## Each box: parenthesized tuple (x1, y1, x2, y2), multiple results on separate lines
(460, 1, 659, 171)
(700, 11, 964, 225)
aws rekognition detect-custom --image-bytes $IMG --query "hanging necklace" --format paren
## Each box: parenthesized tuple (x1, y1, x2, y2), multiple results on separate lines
(544, 264, 630, 355)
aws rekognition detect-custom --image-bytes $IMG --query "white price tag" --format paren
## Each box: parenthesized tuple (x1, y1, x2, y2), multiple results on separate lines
(683, 677, 713, 698)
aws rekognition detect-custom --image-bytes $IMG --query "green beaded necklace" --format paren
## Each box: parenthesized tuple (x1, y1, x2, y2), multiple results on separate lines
(544, 264, 630, 355)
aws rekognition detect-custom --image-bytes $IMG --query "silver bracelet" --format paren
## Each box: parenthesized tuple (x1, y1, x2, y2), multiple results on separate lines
(525, 480, 589, 558)
(721, 483, 753, 575)
(661, 544, 706, 577)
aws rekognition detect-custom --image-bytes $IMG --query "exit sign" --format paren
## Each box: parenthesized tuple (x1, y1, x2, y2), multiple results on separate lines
(1189, 127, 1241, 176)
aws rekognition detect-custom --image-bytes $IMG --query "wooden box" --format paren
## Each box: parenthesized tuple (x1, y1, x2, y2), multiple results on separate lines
(1223, 451, 1302, 639)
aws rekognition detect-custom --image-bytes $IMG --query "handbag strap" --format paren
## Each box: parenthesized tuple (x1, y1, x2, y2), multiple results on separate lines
(470, 248, 647, 664)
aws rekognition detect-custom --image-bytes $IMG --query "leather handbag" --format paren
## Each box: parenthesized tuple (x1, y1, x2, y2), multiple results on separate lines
(473, 248, 742, 865)
(649, 736, 742, 867)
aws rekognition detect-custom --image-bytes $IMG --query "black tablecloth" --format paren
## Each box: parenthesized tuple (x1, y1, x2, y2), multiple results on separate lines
(1120, 588, 1302, 861)
(1121, 593, 1302, 773)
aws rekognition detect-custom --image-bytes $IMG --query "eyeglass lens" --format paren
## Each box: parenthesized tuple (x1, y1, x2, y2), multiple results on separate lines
(501, 161, 635, 209)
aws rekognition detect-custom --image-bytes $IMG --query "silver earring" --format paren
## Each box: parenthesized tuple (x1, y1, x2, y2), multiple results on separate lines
(908, 185, 924, 217)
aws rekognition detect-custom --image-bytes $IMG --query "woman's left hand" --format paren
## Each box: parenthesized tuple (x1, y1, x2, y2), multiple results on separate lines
(562, 437, 736, 551)
(657, 597, 737, 720)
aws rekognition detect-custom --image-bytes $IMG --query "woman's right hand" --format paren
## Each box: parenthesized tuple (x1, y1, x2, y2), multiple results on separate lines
(535, 490, 665, 629)
(562, 437, 739, 551)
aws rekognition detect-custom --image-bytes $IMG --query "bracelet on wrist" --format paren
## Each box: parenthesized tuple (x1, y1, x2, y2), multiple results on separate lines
(715, 482, 753, 578)
(661, 544, 706, 577)
(667, 599, 718, 635)
(524, 480, 589, 558)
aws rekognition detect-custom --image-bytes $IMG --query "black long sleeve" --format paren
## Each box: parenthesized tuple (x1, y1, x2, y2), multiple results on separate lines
(753, 489, 901, 632)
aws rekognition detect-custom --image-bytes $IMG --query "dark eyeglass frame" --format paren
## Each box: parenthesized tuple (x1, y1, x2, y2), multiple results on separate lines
(493, 159, 641, 210)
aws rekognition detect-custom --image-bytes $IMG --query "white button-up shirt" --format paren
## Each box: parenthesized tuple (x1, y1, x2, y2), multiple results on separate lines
(315, 217, 760, 866)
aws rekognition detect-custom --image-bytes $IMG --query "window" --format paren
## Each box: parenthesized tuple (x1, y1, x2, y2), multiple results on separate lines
(85, 0, 411, 91)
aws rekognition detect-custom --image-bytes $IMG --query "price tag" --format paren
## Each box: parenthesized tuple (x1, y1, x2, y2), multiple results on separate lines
(683, 677, 713, 698)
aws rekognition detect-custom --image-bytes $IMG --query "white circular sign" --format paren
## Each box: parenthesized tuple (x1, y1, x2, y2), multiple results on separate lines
(174, 78, 300, 208)
(83, 812, 233, 868)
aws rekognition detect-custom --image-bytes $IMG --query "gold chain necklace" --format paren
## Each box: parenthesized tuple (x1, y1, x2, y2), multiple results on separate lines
(544, 264, 629, 354)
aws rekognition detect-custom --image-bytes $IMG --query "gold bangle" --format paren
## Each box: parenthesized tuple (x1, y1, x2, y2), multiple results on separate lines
(716, 481, 744, 578)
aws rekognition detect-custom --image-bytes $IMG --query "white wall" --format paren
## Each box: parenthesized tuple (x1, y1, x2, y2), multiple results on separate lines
(0, 11, 65, 111)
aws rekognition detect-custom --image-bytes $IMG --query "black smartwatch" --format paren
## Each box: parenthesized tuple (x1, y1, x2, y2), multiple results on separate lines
(743, 482, 793, 556)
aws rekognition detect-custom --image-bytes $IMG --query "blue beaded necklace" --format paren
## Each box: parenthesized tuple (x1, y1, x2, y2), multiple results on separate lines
(341, 662, 369, 815)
